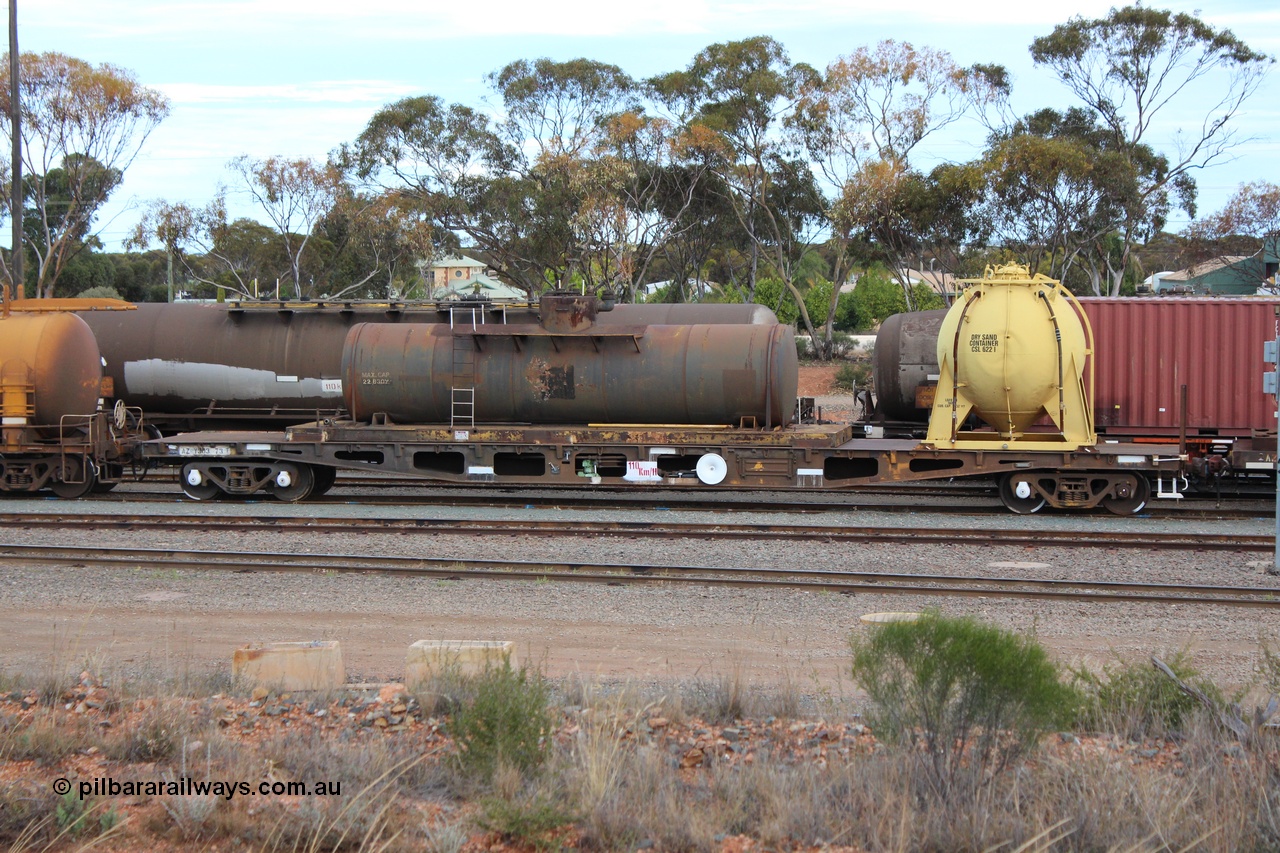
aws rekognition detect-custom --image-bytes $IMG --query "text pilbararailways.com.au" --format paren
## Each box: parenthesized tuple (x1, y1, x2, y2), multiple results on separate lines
(54, 776, 342, 801)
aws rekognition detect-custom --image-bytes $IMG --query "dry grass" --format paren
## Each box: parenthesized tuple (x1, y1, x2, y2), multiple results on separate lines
(5, 660, 1280, 851)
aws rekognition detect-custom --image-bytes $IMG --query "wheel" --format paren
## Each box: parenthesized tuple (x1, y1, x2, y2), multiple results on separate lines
(998, 473, 1046, 514)
(310, 465, 337, 497)
(49, 457, 97, 499)
(180, 464, 222, 501)
(269, 464, 315, 502)
(1103, 474, 1150, 516)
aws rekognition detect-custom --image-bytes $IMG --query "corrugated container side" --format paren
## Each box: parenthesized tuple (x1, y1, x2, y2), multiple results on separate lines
(1080, 297, 1280, 436)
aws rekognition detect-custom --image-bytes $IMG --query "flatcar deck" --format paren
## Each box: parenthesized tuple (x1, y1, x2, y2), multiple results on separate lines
(141, 420, 1184, 513)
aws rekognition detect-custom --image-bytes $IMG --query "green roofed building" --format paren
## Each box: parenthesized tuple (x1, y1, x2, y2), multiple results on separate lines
(1155, 237, 1280, 296)
(425, 255, 527, 301)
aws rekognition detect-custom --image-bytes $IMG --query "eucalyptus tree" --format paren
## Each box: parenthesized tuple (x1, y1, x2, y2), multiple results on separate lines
(568, 111, 715, 301)
(0, 51, 169, 296)
(790, 40, 1006, 352)
(349, 58, 636, 297)
(976, 107, 1178, 291)
(648, 36, 820, 315)
(1030, 5, 1272, 294)
(128, 193, 287, 298)
(316, 189, 435, 298)
(229, 155, 344, 300)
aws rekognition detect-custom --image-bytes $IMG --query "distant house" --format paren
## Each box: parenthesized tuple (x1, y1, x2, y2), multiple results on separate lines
(898, 268, 958, 300)
(1157, 238, 1280, 296)
(424, 255, 526, 301)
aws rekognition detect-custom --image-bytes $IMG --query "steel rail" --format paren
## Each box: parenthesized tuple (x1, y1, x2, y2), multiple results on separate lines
(0, 512, 1269, 551)
(81, 484, 1274, 520)
(2, 543, 1277, 607)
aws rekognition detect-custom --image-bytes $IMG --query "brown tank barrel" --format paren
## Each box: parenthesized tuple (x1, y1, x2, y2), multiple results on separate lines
(79, 301, 778, 418)
(343, 322, 799, 427)
(77, 302, 499, 415)
(0, 312, 102, 424)
(872, 310, 948, 421)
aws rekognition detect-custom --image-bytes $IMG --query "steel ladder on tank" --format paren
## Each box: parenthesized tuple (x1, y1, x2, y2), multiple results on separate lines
(449, 306, 478, 428)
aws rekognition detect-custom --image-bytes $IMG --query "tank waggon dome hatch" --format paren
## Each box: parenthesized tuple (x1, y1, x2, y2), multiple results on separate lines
(924, 263, 1095, 451)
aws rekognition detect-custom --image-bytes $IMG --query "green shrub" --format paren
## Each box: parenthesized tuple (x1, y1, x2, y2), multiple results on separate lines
(75, 285, 123, 300)
(55, 789, 90, 837)
(477, 793, 575, 852)
(850, 613, 1074, 799)
(1259, 641, 1280, 697)
(834, 362, 870, 391)
(1071, 650, 1218, 739)
(451, 657, 554, 785)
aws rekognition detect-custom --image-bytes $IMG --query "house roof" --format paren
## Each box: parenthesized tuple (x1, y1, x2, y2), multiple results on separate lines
(900, 268, 957, 294)
(430, 255, 488, 269)
(431, 273, 525, 301)
(1161, 256, 1251, 282)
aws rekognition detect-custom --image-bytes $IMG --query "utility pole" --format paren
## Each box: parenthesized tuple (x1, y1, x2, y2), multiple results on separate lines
(8, 0, 21, 294)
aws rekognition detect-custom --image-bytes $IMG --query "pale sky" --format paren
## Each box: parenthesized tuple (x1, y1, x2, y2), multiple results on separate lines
(14, 0, 1280, 251)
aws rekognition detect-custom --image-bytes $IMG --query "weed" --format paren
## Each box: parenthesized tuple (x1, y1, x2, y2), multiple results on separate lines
(451, 657, 554, 786)
(412, 656, 479, 717)
(683, 666, 752, 724)
(54, 790, 89, 837)
(421, 820, 469, 853)
(1072, 649, 1219, 739)
(159, 741, 219, 839)
(834, 361, 870, 391)
(286, 751, 423, 852)
(850, 612, 1075, 800)
(104, 699, 191, 762)
(477, 791, 575, 852)
(2, 710, 101, 765)
(569, 685, 647, 812)
(0, 781, 55, 844)
(1259, 640, 1280, 696)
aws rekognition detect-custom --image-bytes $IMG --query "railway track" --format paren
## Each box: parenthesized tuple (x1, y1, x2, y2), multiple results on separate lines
(1, 511, 1270, 551)
(78, 481, 1277, 520)
(2, 542, 1276, 608)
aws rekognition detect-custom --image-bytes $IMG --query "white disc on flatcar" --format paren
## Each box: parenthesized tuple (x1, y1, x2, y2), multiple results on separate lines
(1014, 481, 1032, 499)
(185, 468, 203, 486)
(275, 470, 293, 488)
(695, 453, 728, 485)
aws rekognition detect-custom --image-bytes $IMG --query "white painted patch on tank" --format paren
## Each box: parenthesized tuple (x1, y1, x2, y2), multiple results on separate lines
(122, 359, 342, 401)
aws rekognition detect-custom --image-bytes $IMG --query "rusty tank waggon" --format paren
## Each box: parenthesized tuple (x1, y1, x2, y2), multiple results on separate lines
(74, 298, 782, 433)
(0, 291, 148, 497)
(164, 292, 807, 502)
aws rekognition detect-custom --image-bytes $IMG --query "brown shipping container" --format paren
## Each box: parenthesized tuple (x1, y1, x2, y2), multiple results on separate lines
(1081, 297, 1280, 437)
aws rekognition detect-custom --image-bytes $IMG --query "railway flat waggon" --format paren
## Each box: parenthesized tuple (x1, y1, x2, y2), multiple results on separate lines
(873, 296, 1280, 480)
(140, 273, 1183, 513)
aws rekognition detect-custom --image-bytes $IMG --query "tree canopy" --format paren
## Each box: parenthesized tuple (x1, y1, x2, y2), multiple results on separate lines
(1, 51, 170, 296)
(111, 6, 1276, 352)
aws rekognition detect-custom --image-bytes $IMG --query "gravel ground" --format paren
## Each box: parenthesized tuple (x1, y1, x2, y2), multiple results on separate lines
(1, 486, 1277, 702)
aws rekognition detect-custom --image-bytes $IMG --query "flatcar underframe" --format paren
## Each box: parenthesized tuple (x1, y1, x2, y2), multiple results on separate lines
(140, 421, 1184, 515)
